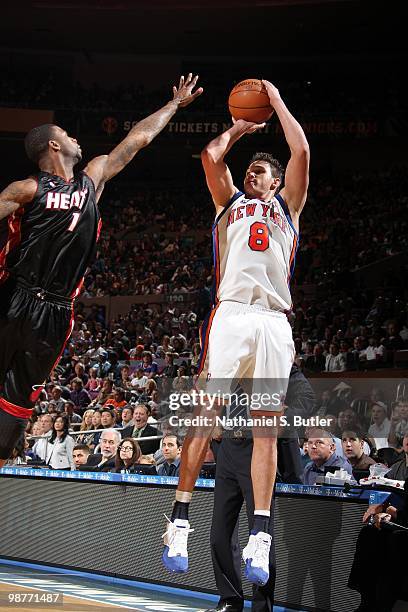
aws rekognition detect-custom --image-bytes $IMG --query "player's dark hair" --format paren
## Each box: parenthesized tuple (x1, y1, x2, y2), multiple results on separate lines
(250, 152, 284, 182)
(24, 124, 57, 164)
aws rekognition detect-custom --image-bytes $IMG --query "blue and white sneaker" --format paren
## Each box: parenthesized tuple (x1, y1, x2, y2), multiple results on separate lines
(242, 531, 271, 586)
(162, 515, 194, 573)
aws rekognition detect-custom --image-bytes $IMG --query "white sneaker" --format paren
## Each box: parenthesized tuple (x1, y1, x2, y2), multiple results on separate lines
(242, 531, 271, 586)
(162, 515, 194, 573)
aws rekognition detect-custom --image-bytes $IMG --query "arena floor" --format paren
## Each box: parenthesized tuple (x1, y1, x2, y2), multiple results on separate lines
(0, 562, 303, 612)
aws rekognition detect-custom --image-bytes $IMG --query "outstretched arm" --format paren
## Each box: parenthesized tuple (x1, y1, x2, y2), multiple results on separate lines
(0, 178, 38, 222)
(262, 80, 310, 221)
(85, 74, 203, 202)
(201, 119, 264, 214)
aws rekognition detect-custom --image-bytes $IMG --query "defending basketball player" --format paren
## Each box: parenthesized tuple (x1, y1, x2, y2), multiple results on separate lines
(0, 74, 202, 467)
(162, 79, 309, 586)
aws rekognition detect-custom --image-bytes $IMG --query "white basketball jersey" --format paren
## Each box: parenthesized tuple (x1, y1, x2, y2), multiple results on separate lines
(212, 191, 298, 311)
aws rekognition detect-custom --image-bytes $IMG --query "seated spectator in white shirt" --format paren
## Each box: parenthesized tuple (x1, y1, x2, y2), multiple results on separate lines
(325, 343, 347, 372)
(368, 402, 390, 449)
(72, 444, 91, 470)
(131, 368, 148, 391)
(359, 335, 386, 363)
(32, 413, 54, 461)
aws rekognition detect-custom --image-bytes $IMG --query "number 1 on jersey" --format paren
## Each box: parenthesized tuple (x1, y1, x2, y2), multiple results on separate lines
(68, 212, 80, 232)
(248, 222, 269, 251)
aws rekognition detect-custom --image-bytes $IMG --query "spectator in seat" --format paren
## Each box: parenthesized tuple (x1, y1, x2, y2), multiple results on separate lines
(100, 407, 117, 429)
(382, 320, 404, 353)
(114, 437, 142, 473)
(91, 407, 116, 447)
(385, 433, 408, 481)
(359, 335, 386, 363)
(157, 434, 182, 476)
(349, 336, 366, 369)
(90, 378, 113, 407)
(120, 406, 134, 429)
(76, 409, 95, 445)
(66, 361, 89, 386)
(50, 385, 67, 413)
(88, 410, 102, 450)
(32, 413, 54, 461)
(305, 343, 325, 373)
(141, 351, 158, 378)
(93, 350, 111, 378)
(388, 400, 408, 448)
(325, 343, 347, 372)
(342, 430, 375, 471)
(91, 410, 102, 430)
(131, 367, 148, 392)
(161, 352, 178, 379)
(84, 367, 100, 397)
(170, 324, 187, 351)
(63, 400, 83, 424)
(69, 378, 91, 411)
(72, 444, 91, 470)
(303, 428, 353, 485)
(337, 408, 361, 437)
(104, 388, 127, 410)
(46, 415, 76, 470)
(121, 404, 161, 455)
(368, 402, 390, 449)
(84, 428, 120, 471)
(119, 365, 133, 390)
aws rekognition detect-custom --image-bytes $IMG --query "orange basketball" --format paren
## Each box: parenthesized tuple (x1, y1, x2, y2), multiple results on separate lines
(228, 79, 273, 123)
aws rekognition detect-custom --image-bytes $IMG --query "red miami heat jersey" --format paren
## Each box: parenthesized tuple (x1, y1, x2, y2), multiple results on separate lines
(0, 171, 101, 298)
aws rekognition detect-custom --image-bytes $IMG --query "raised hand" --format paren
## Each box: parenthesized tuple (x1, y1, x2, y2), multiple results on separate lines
(231, 117, 266, 133)
(262, 79, 281, 106)
(172, 73, 203, 108)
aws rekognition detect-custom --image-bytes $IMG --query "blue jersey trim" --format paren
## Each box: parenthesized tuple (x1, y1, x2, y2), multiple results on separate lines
(275, 193, 298, 237)
(213, 190, 243, 227)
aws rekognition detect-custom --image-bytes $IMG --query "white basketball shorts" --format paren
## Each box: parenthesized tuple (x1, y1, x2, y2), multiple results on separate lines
(197, 301, 295, 412)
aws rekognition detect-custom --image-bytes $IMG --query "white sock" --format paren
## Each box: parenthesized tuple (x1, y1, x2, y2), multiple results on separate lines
(254, 509, 270, 517)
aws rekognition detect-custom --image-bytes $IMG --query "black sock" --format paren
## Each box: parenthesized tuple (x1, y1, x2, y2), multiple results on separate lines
(252, 514, 269, 534)
(171, 500, 190, 522)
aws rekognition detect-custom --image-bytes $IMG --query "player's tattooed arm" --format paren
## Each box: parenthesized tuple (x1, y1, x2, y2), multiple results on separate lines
(262, 80, 310, 221)
(85, 74, 203, 200)
(0, 179, 37, 221)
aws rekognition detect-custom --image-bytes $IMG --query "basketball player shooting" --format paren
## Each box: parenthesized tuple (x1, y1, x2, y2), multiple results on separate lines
(162, 80, 309, 586)
(0, 74, 202, 468)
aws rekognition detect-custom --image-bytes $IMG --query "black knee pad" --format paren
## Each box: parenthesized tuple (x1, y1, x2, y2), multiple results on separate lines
(0, 408, 28, 460)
